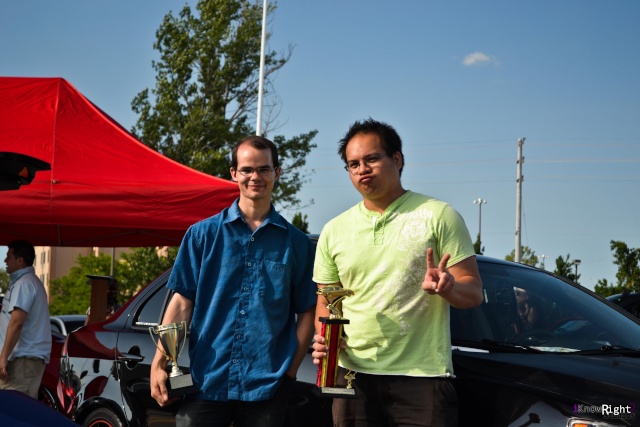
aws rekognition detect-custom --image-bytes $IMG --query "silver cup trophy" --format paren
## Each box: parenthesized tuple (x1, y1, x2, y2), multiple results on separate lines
(149, 321, 197, 397)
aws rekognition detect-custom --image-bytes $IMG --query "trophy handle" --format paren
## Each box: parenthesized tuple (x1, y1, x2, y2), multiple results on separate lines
(149, 325, 172, 361)
(176, 320, 187, 359)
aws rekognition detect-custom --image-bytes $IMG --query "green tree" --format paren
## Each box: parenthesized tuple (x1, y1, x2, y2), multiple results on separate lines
(473, 233, 484, 255)
(49, 254, 113, 315)
(131, 0, 316, 210)
(594, 278, 623, 297)
(49, 247, 179, 315)
(119, 247, 178, 301)
(291, 212, 309, 234)
(610, 240, 640, 291)
(595, 240, 640, 296)
(505, 246, 538, 267)
(553, 254, 579, 282)
(0, 268, 8, 294)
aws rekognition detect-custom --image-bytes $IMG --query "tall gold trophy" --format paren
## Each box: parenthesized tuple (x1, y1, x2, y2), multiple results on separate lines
(316, 286, 356, 398)
(149, 321, 197, 397)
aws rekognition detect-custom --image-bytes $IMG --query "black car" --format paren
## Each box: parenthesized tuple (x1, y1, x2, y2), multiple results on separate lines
(60, 255, 640, 427)
(607, 292, 640, 319)
(452, 257, 640, 426)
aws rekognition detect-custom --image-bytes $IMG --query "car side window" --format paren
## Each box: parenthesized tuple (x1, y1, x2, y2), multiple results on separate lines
(133, 284, 171, 328)
(51, 322, 62, 334)
(627, 301, 640, 318)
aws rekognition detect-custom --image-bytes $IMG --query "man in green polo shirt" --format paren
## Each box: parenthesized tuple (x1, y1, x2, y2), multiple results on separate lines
(312, 119, 483, 427)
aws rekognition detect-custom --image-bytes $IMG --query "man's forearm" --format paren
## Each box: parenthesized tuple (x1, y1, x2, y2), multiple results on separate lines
(1, 312, 26, 362)
(287, 307, 315, 378)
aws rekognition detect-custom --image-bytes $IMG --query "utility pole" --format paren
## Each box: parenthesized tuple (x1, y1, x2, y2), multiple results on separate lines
(515, 137, 525, 263)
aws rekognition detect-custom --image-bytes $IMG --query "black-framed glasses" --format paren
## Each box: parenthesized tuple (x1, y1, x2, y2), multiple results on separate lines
(344, 153, 386, 174)
(236, 166, 275, 177)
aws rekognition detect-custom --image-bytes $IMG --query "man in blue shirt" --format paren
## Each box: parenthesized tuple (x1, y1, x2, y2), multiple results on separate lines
(150, 135, 316, 427)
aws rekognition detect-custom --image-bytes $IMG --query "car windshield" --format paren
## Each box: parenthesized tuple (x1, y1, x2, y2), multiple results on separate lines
(451, 259, 640, 353)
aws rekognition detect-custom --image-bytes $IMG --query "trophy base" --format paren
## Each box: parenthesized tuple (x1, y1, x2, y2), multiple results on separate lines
(313, 386, 357, 399)
(167, 373, 199, 398)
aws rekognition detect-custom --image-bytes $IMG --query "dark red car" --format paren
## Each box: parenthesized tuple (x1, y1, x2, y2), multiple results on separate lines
(39, 331, 67, 414)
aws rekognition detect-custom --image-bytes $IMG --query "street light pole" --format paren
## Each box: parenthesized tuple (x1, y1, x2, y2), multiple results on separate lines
(538, 254, 548, 270)
(473, 198, 487, 243)
(572, 259, 581, 283)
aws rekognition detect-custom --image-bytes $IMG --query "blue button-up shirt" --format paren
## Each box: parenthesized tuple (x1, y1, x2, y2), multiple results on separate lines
(167, 200, 316, 401)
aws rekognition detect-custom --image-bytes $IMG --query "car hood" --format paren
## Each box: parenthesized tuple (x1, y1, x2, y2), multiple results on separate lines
(453, 348, 640, 405)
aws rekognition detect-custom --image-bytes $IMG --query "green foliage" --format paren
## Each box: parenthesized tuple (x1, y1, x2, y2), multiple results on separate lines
(594, 278, 623, 297)
(553, 254, 580, 283)
(473, 233, 484, 255)
(131, 0, 316, 210)
(49, 247, 178, 315)
(594, 240, 640, 297)
(0, 268, 9, 293)
(119, 247, 178, 301)
(610, 240, 640, 291)
(49, 254, 113, 315)
(272, 132, 317, 210)
(291, 212, 309, 234)
(505, 246, 538, 267)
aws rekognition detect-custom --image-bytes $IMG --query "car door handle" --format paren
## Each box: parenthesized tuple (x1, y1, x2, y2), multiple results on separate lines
(118, 353, 145, 363)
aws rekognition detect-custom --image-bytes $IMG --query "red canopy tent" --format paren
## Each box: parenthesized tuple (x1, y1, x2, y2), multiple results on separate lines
(0, 77, 239, 247)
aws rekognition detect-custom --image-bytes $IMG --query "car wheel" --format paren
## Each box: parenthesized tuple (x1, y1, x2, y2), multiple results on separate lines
(84, 408, 125, 427)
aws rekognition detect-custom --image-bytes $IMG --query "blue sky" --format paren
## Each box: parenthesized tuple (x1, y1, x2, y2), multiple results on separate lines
(2, 1, 639, 291)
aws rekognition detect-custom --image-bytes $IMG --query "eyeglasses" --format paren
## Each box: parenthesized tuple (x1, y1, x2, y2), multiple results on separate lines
(344, 153, 386, 174)
(238, 166, 275, 177)
(236, 166, 275, 177)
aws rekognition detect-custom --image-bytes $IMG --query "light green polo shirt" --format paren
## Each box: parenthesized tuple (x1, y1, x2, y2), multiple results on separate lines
(314, 191, 475, 377)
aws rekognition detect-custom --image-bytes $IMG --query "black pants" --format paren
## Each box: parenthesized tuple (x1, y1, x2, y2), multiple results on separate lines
(332, 368, 458, 427)
(176, 375, 295, 427)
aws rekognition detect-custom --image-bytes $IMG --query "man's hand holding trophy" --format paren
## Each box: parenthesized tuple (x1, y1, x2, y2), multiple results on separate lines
(315, 286, 357, 398)
(149, 320, 198, 398)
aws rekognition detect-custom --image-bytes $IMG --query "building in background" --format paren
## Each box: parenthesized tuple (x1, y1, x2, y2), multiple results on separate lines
(34, 247, 130, 298)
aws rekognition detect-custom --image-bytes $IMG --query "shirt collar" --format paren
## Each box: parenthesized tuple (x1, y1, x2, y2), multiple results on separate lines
(9, 266, 36, 285)
(226, 198, 287, 230)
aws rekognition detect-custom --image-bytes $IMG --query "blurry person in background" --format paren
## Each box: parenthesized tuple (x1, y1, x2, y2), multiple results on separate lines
(0, 240, 51, 399)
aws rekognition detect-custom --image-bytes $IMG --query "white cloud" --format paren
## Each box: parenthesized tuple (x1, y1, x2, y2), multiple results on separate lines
(462, 52, 495, 67)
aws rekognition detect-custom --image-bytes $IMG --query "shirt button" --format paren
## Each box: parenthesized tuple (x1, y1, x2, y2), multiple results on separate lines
(251, 237, 255, 241)
(236, 335, 242, 340)
(240, 310, 245, 315)
(243, 287, 249, 291)
(247, 262, 252, 266)
(232, 359, 238, 364)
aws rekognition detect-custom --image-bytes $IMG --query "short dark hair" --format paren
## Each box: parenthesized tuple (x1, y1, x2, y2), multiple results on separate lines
(231, 135, 280, 169)
(8, 240, 36, 266)
(338, 118, 405, 176)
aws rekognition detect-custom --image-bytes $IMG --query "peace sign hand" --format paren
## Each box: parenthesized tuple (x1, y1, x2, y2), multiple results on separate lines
(422, 247, 455, 296)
